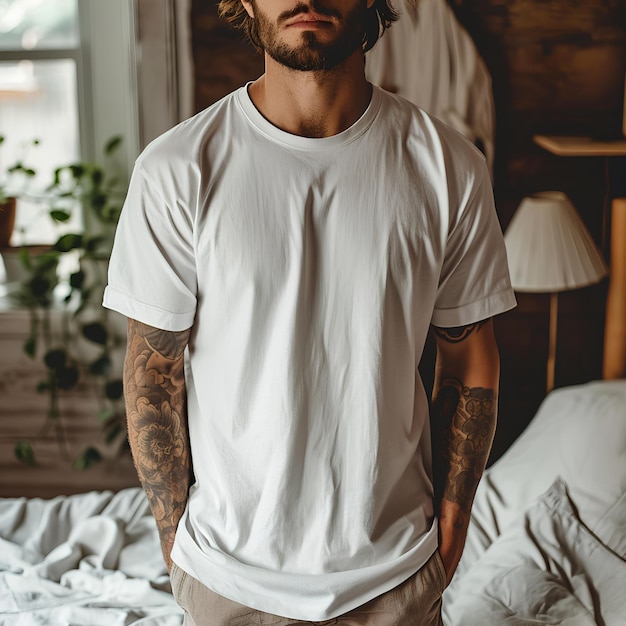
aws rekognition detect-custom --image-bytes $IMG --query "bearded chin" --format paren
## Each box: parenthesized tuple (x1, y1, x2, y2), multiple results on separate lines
(266, 30, 363, 72)
(253, 0, 368, 73)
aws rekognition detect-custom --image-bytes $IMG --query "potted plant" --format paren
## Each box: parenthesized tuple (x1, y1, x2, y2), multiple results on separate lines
(0, 136, 39, 249)
(13, 136, 128, 469)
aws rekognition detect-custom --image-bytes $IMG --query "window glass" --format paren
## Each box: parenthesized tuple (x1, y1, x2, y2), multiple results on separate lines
(0, 0, 79, 50)
(0, 0, 81, 247)
(0, 58, 80, 245)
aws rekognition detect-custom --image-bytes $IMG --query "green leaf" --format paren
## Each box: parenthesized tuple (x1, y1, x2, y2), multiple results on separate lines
(7, 163, 35, 177)
(44, 348, 67, 370)
(29, 276, 52, 298)
(32, 251, 60, 274)
(104, 135, 122, 155)
(24, 336, 36, 358)
(14, 441, 35, 465)
(73, 447, 103, 470)
(91, 168, 104, 187)
(105, 379, 124, 401)
(7, 162, 23, 174)
(18, 246, 31, 269)
(69, 270, 85, 289)
(69, 164, 85, 180)
(36, 380, 48, 393)
(56, 365, 79, 390)
(54, 233, 83, 253)
(98, 407, 115, 423)
(102, 205, 121, 224)
(91, 192, 107, 211)
(50, 209, 71, 223)
(73, 288, 93, 317)
(82, 322, 108, 345)
(85, 236, 105, 252)
(90, 354, 111, 376)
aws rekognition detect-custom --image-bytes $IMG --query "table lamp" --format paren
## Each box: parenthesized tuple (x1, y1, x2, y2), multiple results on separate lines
(504, 191, 608, 392)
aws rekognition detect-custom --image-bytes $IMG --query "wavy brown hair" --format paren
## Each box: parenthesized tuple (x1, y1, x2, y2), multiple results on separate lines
(218, 0, 398, 53)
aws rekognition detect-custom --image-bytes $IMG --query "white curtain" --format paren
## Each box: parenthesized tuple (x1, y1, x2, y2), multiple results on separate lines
(135, 0, 194, 148)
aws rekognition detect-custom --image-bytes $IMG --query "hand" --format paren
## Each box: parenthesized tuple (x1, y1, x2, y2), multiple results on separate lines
(437, 499, 470, 586)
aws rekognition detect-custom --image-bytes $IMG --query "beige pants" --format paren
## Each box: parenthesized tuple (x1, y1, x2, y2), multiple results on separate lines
(170, 550, 446, 626)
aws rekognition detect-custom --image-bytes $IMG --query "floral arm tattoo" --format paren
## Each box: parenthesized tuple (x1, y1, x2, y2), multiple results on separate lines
(431, 323, 497, 519)
(124, 319, 192, 571)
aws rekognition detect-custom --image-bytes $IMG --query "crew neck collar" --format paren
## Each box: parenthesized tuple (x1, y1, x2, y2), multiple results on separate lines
(236, 82, 382, 151)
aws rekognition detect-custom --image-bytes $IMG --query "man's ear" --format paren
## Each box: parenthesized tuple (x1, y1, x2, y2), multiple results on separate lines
(241, 0, 255, 18)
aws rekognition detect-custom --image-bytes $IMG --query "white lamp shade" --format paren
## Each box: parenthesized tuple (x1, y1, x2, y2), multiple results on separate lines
(505, 191, 608, 293)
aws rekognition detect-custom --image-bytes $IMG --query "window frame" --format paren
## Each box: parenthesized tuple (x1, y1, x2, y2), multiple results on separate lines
(77, 0, 140, 180)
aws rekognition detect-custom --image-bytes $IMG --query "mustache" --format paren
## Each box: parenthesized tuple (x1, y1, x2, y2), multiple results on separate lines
(278, 2, 341, 23)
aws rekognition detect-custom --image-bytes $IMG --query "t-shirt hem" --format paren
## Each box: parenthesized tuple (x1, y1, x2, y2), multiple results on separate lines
(171, 518, 439, 621)
(432, 288, 516, 328)
(103, 285, 195, 332)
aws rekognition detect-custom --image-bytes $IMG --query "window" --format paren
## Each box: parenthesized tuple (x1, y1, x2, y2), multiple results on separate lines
(0, 0, 144, 247)
(0, 0, 82, 244)
(0, 0, 192, 249)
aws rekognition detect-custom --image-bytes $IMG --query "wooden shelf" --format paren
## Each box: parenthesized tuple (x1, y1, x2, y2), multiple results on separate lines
(534, 135, 626, 157)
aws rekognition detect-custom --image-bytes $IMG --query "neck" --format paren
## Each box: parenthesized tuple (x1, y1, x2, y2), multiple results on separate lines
(247, 50, 372, 138)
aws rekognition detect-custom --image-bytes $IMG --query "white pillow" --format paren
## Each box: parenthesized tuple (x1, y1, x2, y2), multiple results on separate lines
(444, 479, 626, 626)
(460, 380, 626, 575)
(593, 490, 626, 560)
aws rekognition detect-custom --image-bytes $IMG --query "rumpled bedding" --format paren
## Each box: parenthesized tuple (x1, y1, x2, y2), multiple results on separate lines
(443, 380, 626, 626)
(443, 479, 626, 625)
(0, 488, 183, 625)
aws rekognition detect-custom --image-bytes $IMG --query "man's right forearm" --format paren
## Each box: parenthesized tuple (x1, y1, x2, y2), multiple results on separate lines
(124, 319, 193, 571)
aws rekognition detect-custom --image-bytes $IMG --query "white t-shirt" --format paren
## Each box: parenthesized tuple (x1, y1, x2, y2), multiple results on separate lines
(103, 84, 516, 620)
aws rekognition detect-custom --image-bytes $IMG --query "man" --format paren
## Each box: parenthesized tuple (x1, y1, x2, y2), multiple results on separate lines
(103, 0, 516, 622)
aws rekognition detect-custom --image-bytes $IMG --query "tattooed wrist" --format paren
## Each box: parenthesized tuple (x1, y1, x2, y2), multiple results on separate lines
(431, 378, 497, 513)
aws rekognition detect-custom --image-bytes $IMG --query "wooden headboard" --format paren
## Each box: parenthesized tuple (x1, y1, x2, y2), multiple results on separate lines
(603, 197, 626, 379)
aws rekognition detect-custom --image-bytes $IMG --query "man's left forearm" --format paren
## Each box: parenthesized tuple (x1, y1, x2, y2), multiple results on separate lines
(431, 321, 500, 584)
(433, 378, 497, 512)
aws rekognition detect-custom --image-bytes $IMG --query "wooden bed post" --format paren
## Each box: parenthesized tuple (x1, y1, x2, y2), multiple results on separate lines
(603, 197, 626, 379)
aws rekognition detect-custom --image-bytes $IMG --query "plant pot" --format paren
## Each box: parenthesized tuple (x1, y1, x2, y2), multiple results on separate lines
(0, 244, 51, 286)
(0, 197, 16, 247)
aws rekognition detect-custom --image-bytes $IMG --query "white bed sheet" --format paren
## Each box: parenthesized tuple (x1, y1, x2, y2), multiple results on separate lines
(0, 488, 183, 625)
